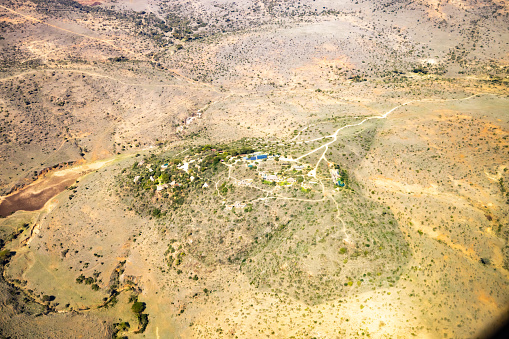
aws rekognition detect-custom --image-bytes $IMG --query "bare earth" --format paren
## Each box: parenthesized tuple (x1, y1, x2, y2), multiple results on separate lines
(0, 0, 508, 338)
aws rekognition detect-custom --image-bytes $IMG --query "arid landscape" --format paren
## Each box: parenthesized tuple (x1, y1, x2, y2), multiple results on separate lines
(0, 0, 508, 338)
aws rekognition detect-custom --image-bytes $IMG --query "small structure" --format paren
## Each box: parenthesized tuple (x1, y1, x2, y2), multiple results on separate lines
(202, 182, 209, 188)
(266, 174, 279, 182)
(260, 172, 281, 182)
(134, 176, 141, 183)
(177, 162, 189, 173)
(225, 201, 246, 210)
(329, 165, 346, 187)
(329, 168, 340, 182)
(157, 184, 168, 191)
(150, 176, 155, 182)
(234, 201, 246, 209)
(247, 154, 268, 161)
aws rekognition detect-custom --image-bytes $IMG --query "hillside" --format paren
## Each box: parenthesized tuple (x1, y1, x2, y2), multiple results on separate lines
(0, 0, 508, 338)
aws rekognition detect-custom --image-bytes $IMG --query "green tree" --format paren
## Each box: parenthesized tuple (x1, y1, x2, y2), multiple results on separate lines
(132, 301, 146, 314)
(0, 250, 13, 265)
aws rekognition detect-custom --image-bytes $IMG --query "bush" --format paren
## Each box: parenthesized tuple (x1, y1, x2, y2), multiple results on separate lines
(411, 67, 428, 74)
(132, 301, 146, 314)
(135, 314, 149, 333)
(76, 274, 85, 283)
(0, 250, 14, 265)
(42, 295, 54, 302)
(118, 322, 130, 330)
(152, 208, 162, 218)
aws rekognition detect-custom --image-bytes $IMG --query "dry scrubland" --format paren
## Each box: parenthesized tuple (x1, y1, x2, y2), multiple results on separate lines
(0, 0, 509, 338)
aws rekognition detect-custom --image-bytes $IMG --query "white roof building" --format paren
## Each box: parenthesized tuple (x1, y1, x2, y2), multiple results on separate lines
(157, 184, 168, 191)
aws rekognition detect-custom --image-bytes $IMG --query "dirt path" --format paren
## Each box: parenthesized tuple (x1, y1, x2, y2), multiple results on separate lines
(224, 93, 500, 244)
(290, 124, 314, 142)
(291, 93, 496, 162)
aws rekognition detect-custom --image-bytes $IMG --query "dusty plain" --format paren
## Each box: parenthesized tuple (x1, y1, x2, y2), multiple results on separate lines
(0, 0, 508, 338)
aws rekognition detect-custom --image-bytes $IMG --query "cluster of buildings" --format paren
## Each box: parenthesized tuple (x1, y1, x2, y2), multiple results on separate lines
(328, 163, 345, 187)
(242, 153, 278, 162)
(243, 154, 268, 161)
(177, 110, 203, 133)
(260, 172, 280, 182)
(259, 172, 298, 186)
(133, 156, 203, 192)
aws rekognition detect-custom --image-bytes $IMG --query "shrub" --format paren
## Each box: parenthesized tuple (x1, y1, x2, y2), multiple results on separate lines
(136, 313, 149, 333)
(0, 250, 13, 265)
(132, 301, 146, 314)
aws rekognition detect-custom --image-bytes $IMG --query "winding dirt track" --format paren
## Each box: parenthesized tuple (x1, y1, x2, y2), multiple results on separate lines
(222, 93, 499, 244)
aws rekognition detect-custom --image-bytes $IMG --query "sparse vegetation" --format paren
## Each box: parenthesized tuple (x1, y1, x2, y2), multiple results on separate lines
(0, 0, 508, 338)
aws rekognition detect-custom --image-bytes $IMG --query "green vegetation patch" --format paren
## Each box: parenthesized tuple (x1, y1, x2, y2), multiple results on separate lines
(241, 190, 410, 305)
(116, 144, 257, 217)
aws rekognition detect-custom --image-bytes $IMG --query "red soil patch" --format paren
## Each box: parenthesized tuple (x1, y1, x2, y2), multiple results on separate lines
(0, 172, 80, 217)
(75, 0, 102, 6)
